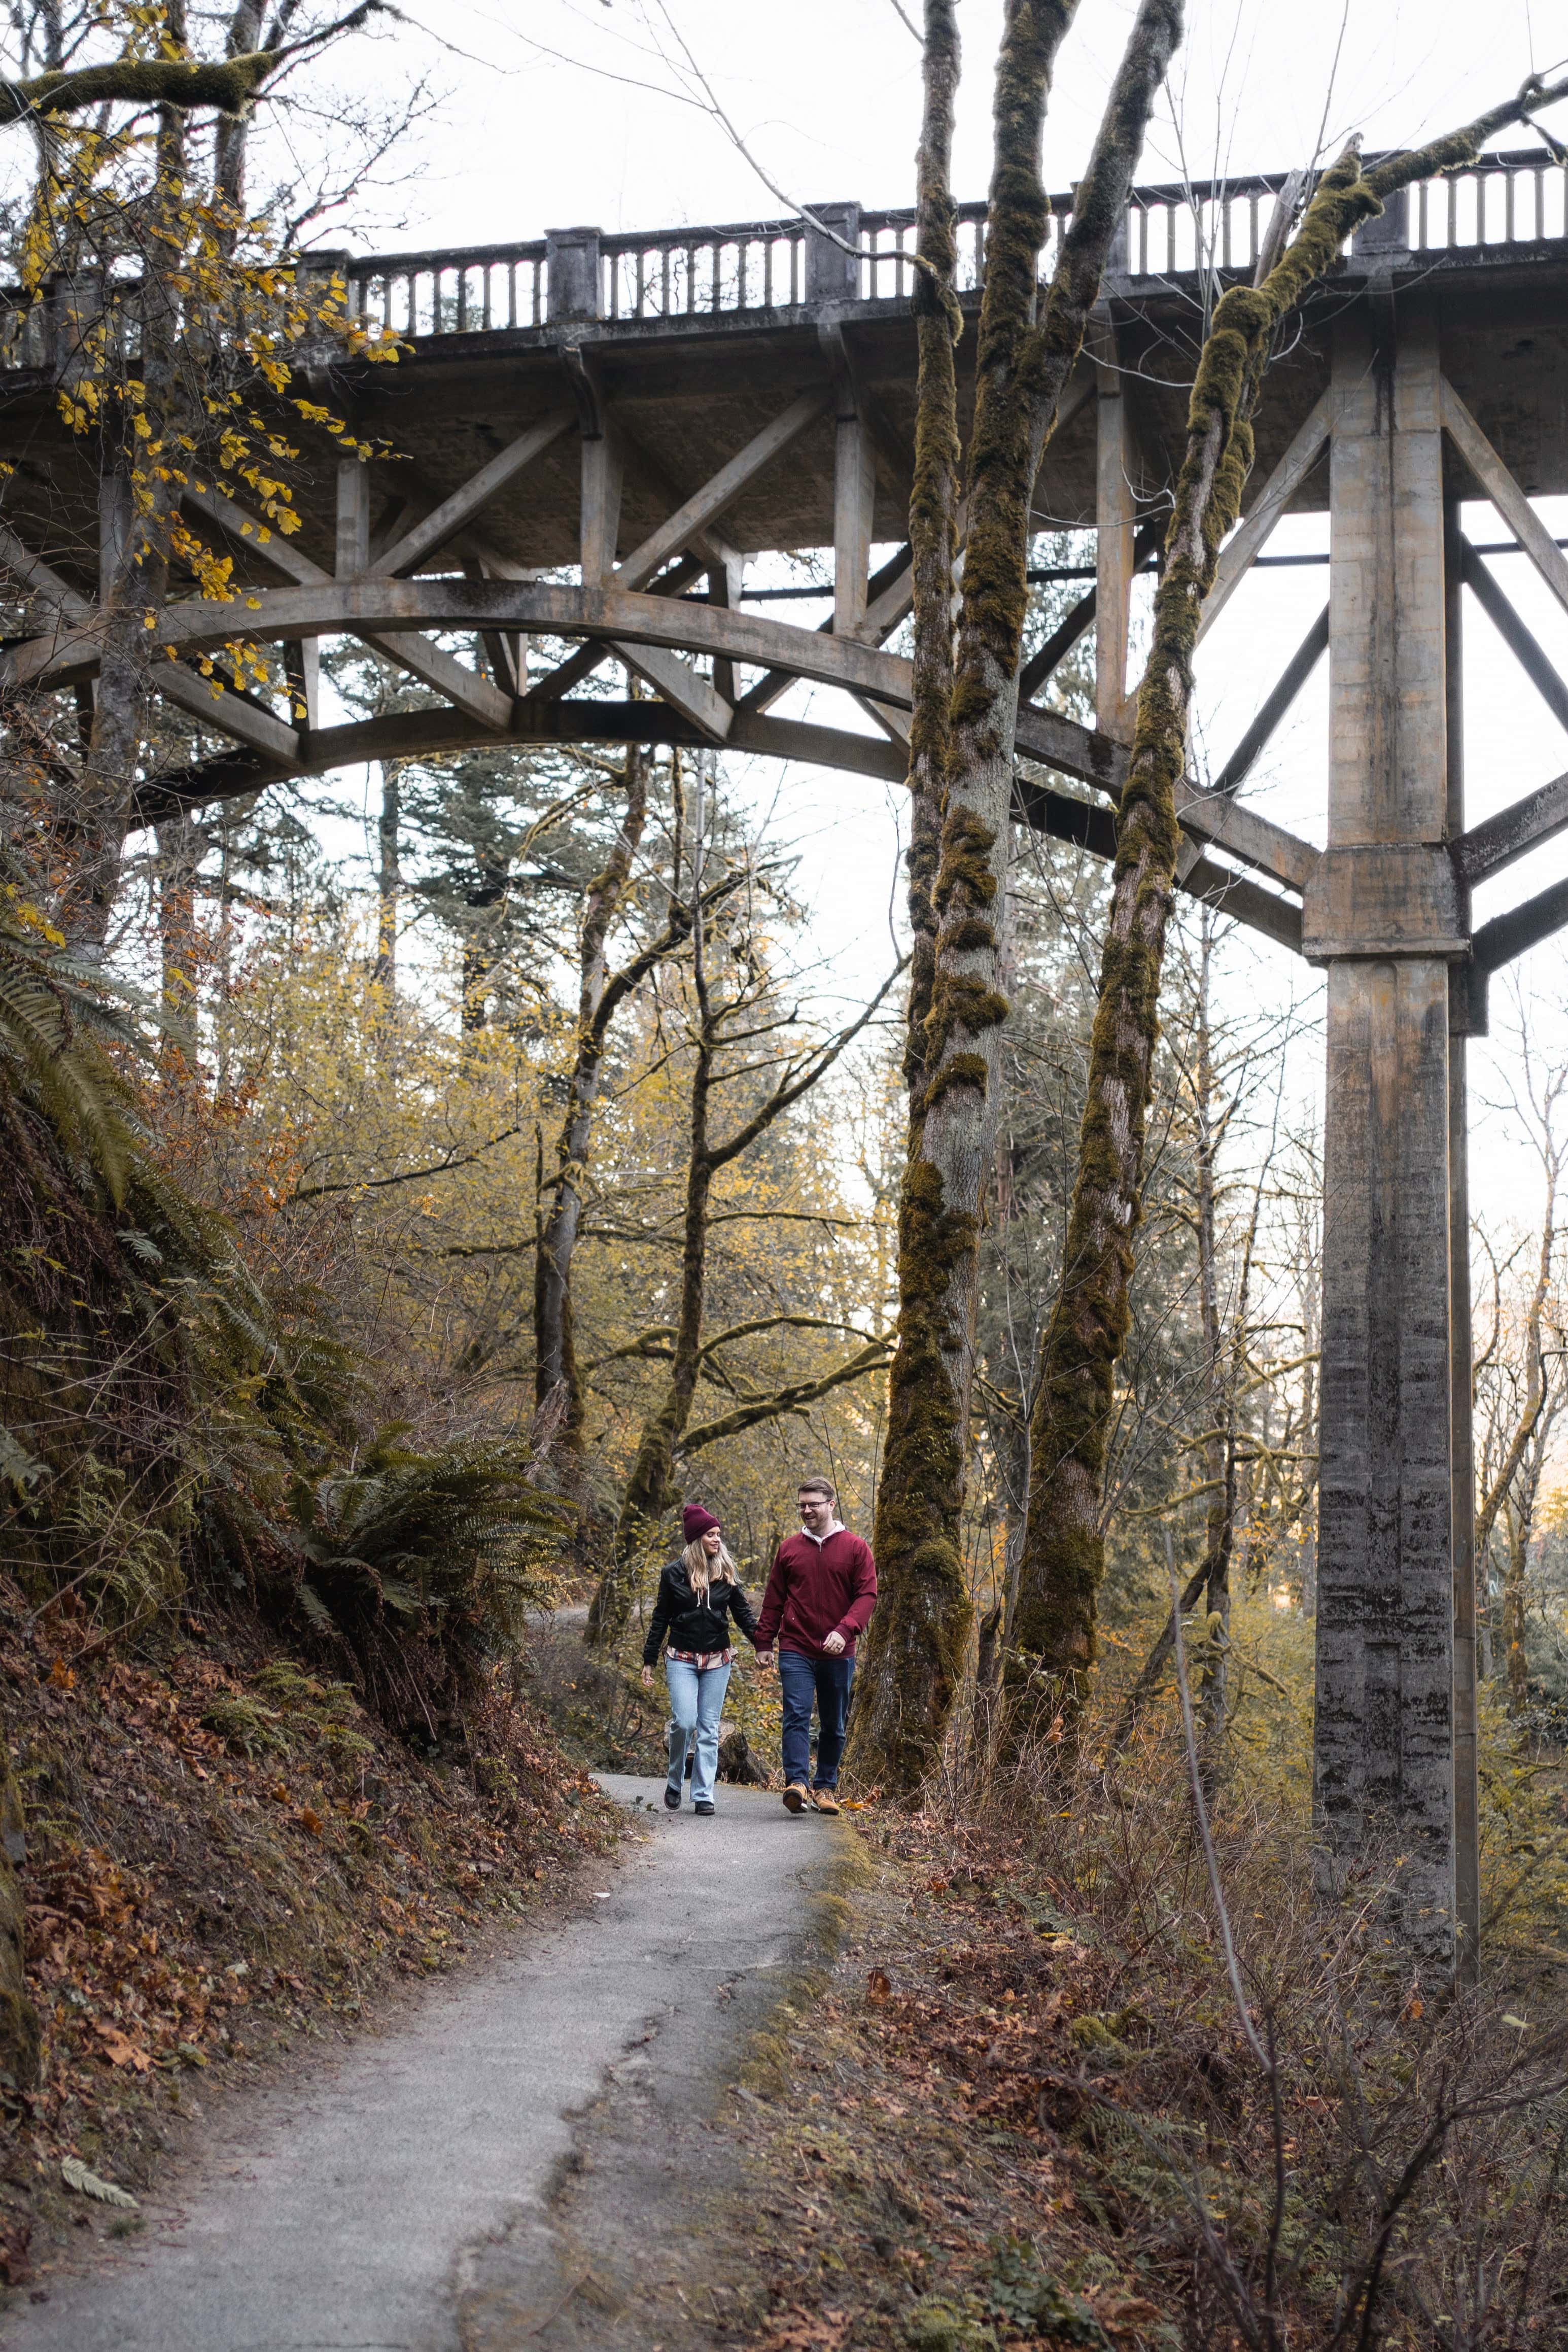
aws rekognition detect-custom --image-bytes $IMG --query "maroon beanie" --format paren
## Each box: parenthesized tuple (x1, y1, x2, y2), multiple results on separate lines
(683, 1503, 720, 1543)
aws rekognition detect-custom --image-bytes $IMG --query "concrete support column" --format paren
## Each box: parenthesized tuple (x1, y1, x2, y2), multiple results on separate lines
(1445, 490, 1482, 1977)
(1311, 297, 1459, 1964)
(833, 416, 875, 637)
(336, 458, 369, 578)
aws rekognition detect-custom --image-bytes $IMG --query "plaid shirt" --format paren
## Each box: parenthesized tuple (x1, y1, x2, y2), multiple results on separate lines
(667, 1645, 734, 1669)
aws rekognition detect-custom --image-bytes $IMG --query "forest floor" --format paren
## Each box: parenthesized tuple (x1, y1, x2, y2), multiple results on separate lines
(0, 1577, 624, 2305)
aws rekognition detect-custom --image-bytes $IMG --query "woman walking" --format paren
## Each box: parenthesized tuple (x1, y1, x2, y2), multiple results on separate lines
(641, 1505, 762, 1815)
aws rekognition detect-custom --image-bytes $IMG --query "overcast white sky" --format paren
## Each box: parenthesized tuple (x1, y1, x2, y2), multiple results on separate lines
(368, 1, 1557, 252)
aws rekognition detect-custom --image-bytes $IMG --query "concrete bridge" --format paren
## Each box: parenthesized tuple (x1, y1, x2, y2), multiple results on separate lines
(7, 149, 1568, 1959)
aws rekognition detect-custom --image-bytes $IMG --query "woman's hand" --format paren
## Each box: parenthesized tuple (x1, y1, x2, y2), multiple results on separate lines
(755, 1649, 774, 1670)
(640, 1665, 653, 1688)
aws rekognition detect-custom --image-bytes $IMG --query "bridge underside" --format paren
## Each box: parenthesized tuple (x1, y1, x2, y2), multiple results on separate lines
(0, 182, 1564, 986)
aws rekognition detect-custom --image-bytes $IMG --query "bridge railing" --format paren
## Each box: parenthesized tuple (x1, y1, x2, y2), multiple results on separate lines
(0, 150, 1563, 369)
(336, 147, 1568, 338)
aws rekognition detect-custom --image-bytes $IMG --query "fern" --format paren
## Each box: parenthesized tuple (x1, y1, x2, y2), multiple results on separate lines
(289, 1432, 568, 1691)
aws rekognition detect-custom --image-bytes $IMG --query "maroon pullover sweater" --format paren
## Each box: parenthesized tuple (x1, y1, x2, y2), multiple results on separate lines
(756, 1528, 878, 1659)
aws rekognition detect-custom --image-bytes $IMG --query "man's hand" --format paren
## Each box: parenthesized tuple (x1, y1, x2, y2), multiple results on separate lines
(822, 1630, 847, 1656)
(640, 1665, 653, 1688)
(755, 1649, 774, 1669)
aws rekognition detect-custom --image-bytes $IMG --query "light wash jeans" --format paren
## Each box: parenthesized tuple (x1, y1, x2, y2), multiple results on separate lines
(665, 1657, 731, 1806)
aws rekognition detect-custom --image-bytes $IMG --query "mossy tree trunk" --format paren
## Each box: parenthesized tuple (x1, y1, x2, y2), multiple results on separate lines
(1501, 1499, 1532, 1716)
(373, 760, 402, 996)
(851, 0, 1186, 1795)
(536, 747, 656, 1459)
(1012, 83, 1568, 1707)
(65, 49, 190, 957)
(0, 1707, 40, 2091)
(1191, 920, 1232, 1760)
(849, 0, 966, 1786)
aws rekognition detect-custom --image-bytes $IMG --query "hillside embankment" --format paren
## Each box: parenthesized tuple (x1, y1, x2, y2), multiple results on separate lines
(0, 1579, 617, 2301)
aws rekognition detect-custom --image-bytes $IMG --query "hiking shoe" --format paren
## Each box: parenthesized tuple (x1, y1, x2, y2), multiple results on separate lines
(694, 1801, 715, 1816)
(664, 1788, 681, 1810)
(809, 1788, 842, 1815)
(783, 1783, 809, 1814)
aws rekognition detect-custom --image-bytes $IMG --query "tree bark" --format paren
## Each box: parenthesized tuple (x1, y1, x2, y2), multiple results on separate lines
(373, 760, 401, 996)
(850, 0, 967, 1787)
(535, 748, 652, 1456)
(1009, 86, 1565, 1707)
(63, 29, 191, 956)
(1502, 1499, 1532, 1716)
(853, 0, 1184, 1793)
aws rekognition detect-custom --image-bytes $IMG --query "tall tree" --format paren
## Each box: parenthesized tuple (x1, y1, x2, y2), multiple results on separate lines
(852, 0, 1185, 1792)
(534, 746, 692, 1462)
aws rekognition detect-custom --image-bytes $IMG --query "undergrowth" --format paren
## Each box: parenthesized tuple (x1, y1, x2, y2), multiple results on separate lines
(732, 1679, 1568, 2351)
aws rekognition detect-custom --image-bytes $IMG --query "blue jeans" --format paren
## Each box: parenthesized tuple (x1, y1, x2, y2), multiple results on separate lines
(779, 1649, 854, 1789)
(665, 1658, 731, 1806)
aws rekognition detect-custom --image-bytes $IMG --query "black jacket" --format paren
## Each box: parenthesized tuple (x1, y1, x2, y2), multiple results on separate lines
(643, 1560, 760, 1665)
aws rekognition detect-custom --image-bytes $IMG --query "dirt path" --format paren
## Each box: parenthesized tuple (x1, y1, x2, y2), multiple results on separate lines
(4, 1774, 858, 2351)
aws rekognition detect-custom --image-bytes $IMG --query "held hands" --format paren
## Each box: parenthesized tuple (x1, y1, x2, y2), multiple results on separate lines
(754, 1649, 775, 1670)
(640, 1666, 653, 1688)
(822, 1631, 847, 1656)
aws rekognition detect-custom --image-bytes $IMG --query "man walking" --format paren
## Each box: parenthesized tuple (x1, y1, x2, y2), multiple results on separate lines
(754, 1475, 877, 1815)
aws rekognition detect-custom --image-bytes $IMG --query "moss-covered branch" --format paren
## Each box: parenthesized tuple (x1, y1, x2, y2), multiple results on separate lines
(0, 7, 389, 127)
(676, 1340, 896, 1458)
(1011, 73, 1568, 1707)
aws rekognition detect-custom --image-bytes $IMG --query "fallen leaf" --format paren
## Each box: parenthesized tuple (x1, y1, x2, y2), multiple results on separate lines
(94, 2025, 151, 2073)
(298, 1807, 323, 1838)
(61, 2157, 138, 2210)
(866, 1967, 892, 2005)
(48, 1658, 75, 1690)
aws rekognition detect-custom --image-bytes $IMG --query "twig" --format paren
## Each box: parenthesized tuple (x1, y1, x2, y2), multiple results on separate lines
(1166, 1527, 1269, 2073)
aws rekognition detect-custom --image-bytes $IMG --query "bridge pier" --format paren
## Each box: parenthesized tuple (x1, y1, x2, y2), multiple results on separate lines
(1307, 294, 1462, 1963)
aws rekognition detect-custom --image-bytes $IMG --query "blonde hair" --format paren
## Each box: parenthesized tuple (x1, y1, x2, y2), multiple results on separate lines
(682, 1533, 738, 1599)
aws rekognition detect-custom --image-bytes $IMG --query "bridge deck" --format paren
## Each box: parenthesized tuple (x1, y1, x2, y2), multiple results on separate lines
(1, 155, 1567, 599)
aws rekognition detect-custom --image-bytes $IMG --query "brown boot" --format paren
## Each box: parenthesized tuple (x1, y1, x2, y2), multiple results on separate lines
(809, 1787, 841, 1815)
(783, 1783, 809, 1813)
